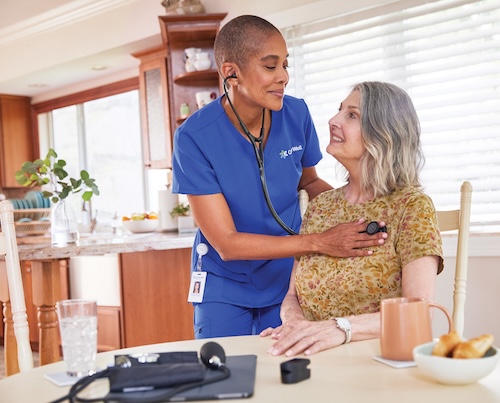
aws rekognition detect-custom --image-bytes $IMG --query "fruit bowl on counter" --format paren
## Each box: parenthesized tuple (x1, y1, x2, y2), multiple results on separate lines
(122, 212, 159, 233)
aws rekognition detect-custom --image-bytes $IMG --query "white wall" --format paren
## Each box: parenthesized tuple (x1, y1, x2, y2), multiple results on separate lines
(69, 254, 121, 306)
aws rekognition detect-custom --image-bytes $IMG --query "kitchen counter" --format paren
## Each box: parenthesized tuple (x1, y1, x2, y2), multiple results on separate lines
(2, 231, 196, 375)
(16, 232, 195, 261)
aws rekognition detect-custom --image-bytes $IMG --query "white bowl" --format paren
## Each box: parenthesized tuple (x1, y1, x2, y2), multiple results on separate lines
(123, 219, 158, 233)
(413, 341, 499, 385)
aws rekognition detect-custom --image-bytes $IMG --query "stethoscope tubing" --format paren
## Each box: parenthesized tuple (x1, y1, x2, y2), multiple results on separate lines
(223, 77, 298, 235)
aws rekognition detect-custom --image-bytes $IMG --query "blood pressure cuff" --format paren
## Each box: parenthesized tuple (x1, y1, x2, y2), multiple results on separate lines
(109, 352, 204, 393)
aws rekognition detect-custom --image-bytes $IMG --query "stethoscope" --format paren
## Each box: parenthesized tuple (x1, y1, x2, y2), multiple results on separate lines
(223, 74, 298, 235)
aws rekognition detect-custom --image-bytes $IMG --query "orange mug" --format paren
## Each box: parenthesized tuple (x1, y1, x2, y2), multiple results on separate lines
(380, 297, 452, 361)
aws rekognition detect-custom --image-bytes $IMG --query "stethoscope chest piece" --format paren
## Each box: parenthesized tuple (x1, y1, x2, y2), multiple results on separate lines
(365, 221, 387, 235)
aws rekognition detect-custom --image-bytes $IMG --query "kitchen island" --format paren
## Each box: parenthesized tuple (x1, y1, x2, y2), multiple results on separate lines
(17, 232, 194, 260)
(1, 232, 195, 375)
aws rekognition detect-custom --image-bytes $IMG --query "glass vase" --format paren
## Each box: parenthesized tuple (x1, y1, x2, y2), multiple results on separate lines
(50, 199, 79, 246)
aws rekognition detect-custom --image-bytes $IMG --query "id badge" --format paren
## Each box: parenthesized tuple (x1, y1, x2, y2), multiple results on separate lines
(187, 271, 207, 303)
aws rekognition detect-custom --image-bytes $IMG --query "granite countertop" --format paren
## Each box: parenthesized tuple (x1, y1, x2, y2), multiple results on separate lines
(16, 232, 196, 261)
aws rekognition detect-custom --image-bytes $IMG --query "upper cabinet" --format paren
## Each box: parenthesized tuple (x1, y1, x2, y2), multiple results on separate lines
(159, 13, 226, 131)
(134, 13, 226, 169)
(133, 47, 172, 169)
(0, 94, 34, 188)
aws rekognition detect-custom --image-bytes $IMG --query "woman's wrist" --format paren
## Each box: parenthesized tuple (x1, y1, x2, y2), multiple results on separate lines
(281, 310, 305, 325)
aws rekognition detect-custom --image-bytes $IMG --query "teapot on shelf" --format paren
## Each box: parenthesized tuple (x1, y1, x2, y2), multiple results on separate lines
(193, 52, 212, 71)
(184, 48, 212, 72)
(184, 47, 201, 72)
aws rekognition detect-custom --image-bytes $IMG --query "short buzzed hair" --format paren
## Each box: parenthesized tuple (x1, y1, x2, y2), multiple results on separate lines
(214, 15, 282, 75)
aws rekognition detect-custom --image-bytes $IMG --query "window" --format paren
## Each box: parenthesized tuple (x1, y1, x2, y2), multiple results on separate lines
(283, 0, 500, 232)
(36, 81, 146, 225)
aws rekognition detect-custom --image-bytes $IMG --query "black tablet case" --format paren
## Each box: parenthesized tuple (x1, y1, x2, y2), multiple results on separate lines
(106, 354, 257, 401)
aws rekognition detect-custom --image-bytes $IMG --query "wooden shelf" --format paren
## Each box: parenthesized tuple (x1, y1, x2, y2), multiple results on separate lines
(174, 70, 218, 85)
(176, 116, 189, 125)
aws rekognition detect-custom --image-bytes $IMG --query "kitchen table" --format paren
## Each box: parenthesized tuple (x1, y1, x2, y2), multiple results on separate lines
(0, 336, 499, 402)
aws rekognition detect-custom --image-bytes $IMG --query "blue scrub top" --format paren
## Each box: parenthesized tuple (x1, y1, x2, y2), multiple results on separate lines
(172, 95, 323, 308)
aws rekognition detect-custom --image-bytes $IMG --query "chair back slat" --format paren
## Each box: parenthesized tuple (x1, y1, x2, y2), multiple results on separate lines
(0, 200, 34, 373)
(435, 181, 472, 338)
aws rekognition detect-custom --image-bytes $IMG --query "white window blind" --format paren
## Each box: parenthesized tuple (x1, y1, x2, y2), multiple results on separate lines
(283, 0, 500, 232)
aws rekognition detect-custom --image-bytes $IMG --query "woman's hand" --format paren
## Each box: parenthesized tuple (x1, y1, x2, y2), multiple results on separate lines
(260, 319, 345, 357)
(260, 325, 283, 339)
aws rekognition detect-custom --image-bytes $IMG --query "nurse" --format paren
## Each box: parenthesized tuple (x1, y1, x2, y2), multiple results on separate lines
(172, 15, 386, 338)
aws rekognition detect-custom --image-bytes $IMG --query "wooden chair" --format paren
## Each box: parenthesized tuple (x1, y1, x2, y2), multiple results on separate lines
(435, 181, 473, 338)
(0, 200, 33, 374)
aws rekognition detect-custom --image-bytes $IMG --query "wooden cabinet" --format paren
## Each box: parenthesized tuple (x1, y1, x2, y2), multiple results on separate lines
(0, 94, 34, 188)
(120, 248, 193, 347)
(97, 306, 123, 351)
(133, 14, 226, 169)
(133, 47, 172, 169)
(159, 14, 226, 137)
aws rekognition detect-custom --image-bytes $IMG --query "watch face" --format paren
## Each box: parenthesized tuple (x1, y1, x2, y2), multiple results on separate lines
(336, 318, 351, 330)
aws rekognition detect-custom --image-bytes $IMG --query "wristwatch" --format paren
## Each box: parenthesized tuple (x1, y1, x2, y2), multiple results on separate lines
(332, 317, 352, 344)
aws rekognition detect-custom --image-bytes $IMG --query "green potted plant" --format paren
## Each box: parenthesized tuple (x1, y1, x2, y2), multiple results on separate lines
(15, 148, 99, 203)
(169, 202, 196, 234)
(169, 202, 190, 218)
(15, 148, 100, 246)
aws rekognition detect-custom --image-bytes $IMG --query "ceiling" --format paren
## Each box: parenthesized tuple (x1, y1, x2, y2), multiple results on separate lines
(0, 0, 319, 103)
(0, 0, 160, 101)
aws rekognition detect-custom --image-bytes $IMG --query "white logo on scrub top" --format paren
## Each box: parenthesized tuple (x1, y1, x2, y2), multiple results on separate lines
(279, 145, 303, 159)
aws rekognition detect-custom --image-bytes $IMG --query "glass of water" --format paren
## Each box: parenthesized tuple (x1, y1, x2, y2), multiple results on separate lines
(56, 299, 98, 377)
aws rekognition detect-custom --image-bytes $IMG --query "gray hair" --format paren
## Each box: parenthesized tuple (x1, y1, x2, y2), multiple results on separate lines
(214, 15, 282, 75)
(351, 81, 424, 196)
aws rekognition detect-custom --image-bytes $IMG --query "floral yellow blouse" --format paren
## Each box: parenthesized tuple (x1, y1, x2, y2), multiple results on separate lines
(295, 186, 443, 321)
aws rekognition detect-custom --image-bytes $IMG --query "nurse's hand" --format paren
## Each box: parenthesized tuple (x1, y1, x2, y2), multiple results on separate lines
(316, 219, 387, 258)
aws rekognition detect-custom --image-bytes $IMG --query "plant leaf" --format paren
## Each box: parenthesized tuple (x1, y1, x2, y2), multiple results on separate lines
(80, 170, 90, 180)
(82, 191, 93, 201)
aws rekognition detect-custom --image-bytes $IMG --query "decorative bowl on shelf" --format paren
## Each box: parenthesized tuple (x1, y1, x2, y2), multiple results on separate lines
(123, 219, 159, 234)
(162, 0, 205, 15)
(413, 341, 499, 385)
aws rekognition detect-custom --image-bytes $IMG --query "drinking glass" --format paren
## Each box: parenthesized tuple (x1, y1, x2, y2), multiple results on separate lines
(56, 299, 98, 377)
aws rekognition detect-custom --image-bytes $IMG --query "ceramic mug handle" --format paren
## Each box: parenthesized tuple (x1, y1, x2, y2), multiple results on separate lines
(428, 301, 453, 333)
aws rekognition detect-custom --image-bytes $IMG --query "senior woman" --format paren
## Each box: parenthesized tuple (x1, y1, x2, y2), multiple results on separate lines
(261, 81, 444, 356)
